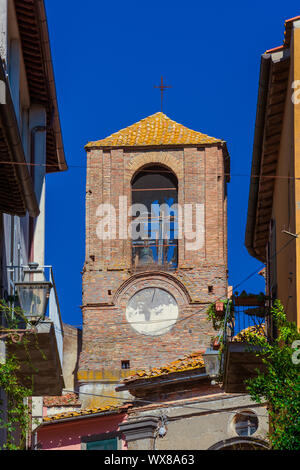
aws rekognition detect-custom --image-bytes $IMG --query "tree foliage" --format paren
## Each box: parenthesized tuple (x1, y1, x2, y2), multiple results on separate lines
(245, 300, 300, 450)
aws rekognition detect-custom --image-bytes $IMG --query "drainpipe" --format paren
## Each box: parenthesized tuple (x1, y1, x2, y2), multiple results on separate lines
(29, 125, 48, 263)
(33, 429, 38, 450)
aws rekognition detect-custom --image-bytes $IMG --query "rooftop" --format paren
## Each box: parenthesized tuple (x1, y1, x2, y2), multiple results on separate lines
(43, 405, 124, 423)
(123, 351, 205, 384)
(43, 393, 81, 407)
(265, 15, 300, 53)
(86, 112, 222, 149)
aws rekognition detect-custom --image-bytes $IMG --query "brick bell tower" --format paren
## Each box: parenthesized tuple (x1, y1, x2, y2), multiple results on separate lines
(78, 112, 230, 407)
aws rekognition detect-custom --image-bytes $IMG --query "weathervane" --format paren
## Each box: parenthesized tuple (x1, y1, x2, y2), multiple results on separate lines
(154, 76, 172, 112)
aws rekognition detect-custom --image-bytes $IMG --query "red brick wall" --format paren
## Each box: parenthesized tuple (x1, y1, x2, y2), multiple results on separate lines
(79, 145, 229, 373)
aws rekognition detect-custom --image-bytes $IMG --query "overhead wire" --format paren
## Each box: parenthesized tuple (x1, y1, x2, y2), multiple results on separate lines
(62, 389, 268, 419)
(0, 159, 300, 181)
(48, 225, 299, 347)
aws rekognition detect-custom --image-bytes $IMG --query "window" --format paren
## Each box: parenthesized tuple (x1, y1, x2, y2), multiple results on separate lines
(233, 411, 258, 437)
(82, 433, 119, 450)
(86, 438, 118, 450)
(131, 165, 178, 271)
(121, 360, 130, 369)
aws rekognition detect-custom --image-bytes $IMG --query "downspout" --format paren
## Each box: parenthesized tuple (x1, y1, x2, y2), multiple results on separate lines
(33, 429, 38, 450)
(29, 125, 47, 262)
(245, 54, 271, 261)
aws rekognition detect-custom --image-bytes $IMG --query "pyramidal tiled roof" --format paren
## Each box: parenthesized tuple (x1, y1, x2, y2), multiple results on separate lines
(86, 112, 222, 149)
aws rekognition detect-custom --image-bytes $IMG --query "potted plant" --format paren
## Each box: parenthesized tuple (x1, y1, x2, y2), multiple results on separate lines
(215, 301, 224, 317)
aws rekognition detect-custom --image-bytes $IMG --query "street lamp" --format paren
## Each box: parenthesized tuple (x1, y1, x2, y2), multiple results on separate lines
(14, 263, 52, 321)
(203, 348, 220, 378)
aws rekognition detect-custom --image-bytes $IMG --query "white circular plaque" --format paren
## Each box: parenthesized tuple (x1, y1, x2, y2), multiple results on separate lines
(126, 288, 179, 336)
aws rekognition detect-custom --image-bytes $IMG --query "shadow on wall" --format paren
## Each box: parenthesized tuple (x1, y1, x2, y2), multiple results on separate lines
(62, 323, 82, 392)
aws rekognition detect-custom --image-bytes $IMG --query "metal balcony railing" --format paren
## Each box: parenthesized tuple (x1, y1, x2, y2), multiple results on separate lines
(220, 295, 271, 374)
(223, 296, 270, 342)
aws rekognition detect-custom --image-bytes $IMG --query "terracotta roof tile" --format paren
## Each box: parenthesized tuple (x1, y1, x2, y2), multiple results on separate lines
(43, 405, 120, 422)
(86, 112, 222, 149)
(43, 393, 81, 407)
(123, 351, 205, 383)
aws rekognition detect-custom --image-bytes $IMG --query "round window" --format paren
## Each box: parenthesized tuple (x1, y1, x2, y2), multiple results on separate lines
(233, 411, 258, 437)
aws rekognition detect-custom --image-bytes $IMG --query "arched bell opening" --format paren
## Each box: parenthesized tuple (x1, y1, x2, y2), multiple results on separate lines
(131, 164, 178, 271)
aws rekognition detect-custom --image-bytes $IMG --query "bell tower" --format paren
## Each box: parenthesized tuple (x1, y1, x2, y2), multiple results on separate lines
(78, 112, 230, 407)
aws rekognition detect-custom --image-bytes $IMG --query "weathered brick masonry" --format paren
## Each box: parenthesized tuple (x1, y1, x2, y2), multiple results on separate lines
(78, 113, 230, 405)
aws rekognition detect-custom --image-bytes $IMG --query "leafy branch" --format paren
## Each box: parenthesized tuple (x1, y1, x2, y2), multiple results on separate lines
(0, 300, 44, 450)
(245, 300, 300, 450)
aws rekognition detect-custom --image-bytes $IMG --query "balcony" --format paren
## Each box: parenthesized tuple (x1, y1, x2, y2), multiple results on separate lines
(221, 295, 270, 393)
(5, 265, 64, 396)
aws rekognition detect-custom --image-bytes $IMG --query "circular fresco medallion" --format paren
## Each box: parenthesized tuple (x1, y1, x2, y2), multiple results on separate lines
(126, 287, 179, 336)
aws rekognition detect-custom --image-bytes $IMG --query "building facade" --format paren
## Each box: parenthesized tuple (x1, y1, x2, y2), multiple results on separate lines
(245, 15, 300, 327)
(118, 353, 269, 451)
(36, 352, 268, 451)
(79, 112, 230, 407)
(0, 0, 67, 448)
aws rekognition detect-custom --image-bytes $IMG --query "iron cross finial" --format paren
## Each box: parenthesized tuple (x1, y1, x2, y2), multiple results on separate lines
(154, 76, 172, 112)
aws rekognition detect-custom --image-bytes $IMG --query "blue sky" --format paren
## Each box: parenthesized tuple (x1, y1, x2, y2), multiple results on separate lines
(44, 0, 300, 327)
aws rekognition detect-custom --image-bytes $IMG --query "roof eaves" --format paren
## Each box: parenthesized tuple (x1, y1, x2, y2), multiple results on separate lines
(35, 0, 67, 173)
(245, 54, 272, 261)
(117, 369, 208, 392)
(0, 55, 39, 217)
(245, 47, 290, 261)
(85, 141, 223, 151)
(42, 408, 121, 425)
(14, 0, 67, 173)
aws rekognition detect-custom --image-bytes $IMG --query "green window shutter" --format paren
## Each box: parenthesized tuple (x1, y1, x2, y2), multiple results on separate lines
(86, 438, 118, 450)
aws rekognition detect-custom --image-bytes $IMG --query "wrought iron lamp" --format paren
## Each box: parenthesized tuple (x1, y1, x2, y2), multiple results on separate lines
(14, 262, 52, 321)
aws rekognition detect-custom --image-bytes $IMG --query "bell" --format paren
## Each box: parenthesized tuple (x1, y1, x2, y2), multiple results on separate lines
(139, 245, 154, 265)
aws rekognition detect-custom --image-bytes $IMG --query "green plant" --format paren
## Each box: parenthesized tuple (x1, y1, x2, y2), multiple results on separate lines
(0, 356, 32, 450)
(207, 299, 231, 331)
(245, 300, 300, 450)
(0, 300, 42, 450)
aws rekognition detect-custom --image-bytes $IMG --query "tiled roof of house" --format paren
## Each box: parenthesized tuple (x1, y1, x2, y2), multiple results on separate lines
(123, 351, 205, 384)
(43, 393, 81, 407)
(43, 405, 121, 423)
(86, 112, 222, 149)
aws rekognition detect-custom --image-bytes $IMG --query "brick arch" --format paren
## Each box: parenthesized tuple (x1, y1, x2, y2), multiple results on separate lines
(126, 152, 183, 182)
(208, 437, 270, 450)
(113, 271, 191, 308)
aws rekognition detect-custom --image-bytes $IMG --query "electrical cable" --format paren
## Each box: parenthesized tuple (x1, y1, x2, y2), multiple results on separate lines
(50, 228, 299, 343)
(62, 389, 268, 419)
(1, 159, 300, 181)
